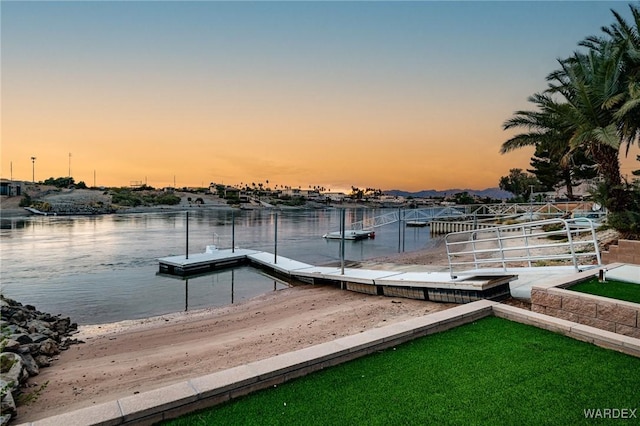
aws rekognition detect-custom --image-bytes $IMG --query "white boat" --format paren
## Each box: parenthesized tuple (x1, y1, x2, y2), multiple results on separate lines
(322, 230, 375, 240)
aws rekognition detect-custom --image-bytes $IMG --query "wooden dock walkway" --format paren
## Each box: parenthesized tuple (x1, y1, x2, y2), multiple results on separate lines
(158, 249, 515, 303)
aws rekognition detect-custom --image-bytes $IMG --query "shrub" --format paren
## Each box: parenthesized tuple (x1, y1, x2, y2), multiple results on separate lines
(18, 194, 32, 207)
(43, 177, 75, 188)
(156, 194, 181, 205)
(110, 190, 142, 207)
(607, 210, 640, 240)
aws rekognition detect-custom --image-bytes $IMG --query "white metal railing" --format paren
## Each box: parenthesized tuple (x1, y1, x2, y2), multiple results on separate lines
(445, 218, 601, 278)
(347, 202, 604, 231)
(349, 206, 466, 230)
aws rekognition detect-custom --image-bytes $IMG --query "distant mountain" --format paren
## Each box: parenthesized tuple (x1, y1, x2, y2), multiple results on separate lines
(384, 187, 514, 200)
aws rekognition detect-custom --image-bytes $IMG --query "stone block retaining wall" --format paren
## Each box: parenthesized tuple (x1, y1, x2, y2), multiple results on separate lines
(531, 287, 640, 339)
(601, 239, 640, 265)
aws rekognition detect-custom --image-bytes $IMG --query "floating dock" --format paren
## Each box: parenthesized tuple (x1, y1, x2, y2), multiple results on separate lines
(158, 249, 515, 303)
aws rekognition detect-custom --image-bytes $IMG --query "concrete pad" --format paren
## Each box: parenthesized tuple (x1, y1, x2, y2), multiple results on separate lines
(118, 381, 198, 422)
(30, 401, 123, 426)
(606, 264, 640, 284)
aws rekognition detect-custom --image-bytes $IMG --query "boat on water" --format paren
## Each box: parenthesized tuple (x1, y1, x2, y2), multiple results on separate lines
(322, 230, 375, 240)
(405, 221, 429, 227)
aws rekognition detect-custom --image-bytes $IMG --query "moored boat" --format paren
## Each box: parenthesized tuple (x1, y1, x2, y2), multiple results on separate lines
(322, 230, 375, 240)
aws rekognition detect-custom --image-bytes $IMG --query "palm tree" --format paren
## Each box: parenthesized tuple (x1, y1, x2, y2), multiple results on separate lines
(545, 45, 631, 211)
(501, 93, 589, 200)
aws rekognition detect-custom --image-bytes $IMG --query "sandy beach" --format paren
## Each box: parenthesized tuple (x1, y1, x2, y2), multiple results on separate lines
(19, 256, 454, 422)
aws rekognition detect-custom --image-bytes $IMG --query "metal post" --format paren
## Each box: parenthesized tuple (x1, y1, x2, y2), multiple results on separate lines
(31, 157, 36, 183)
(529, 185, 534, 221)
(274, 212, 278, 264)
(231, 269, 235, 304)
(185, 278, 189, 312)
(340, 208, 346, 275)
(402, 209, 406, 252)
(231, 210, 235, 253)
(185, 211, 189, 260)
(598, 268, 606, 283)
(398, 208, 402, 252)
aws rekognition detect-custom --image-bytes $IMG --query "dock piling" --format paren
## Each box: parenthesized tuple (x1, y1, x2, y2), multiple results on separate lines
(340, 208, 345, 275)
(185, 211, 189, 260)
(274, 212, 278, 264)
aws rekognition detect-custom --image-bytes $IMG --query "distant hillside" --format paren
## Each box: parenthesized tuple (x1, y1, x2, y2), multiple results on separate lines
(384, 187, 514, 200)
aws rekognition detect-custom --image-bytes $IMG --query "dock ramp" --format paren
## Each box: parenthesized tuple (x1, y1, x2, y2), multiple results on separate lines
(445, 218, 601, 279)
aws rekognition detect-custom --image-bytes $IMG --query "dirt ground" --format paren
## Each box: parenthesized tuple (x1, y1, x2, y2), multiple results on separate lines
(20, 276, 454, 422)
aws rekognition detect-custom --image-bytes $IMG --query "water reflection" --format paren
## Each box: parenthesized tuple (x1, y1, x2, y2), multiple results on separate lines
(1, 208, 437, 324)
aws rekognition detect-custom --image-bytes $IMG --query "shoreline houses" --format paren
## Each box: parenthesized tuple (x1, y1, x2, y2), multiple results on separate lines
(0, 179, 22, 196)
(207, 182, 442, 207)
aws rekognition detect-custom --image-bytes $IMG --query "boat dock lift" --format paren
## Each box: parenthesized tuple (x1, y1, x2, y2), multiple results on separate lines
(158, 248, 514, 304)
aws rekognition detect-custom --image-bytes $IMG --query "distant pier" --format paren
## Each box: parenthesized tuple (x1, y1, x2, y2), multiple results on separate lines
(429, 220, 504, 235)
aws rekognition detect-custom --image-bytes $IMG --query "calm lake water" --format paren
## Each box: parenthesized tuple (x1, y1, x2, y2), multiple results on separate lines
(0, 208, 437, 325)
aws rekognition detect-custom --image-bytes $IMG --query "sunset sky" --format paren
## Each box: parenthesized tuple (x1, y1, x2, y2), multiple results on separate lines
(2, 1, 639, 192)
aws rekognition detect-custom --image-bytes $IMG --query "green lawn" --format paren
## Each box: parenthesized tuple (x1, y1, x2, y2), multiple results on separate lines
(568, 277, 640, 304)
(162, 317, 640, 425)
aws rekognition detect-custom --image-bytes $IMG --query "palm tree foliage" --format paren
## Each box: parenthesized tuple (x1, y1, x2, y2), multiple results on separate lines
(501, 93, 594, 200)
(581, 5, 640, 149)
(501, 4, 640, 214)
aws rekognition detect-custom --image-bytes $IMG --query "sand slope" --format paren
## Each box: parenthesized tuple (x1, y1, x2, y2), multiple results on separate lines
(21, 285, 452, 422)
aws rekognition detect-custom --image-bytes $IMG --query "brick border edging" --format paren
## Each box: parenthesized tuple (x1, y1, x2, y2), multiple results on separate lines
(21, 301, 640, 426)
(530, 264, 640, 339)
(602, 239, 640, 265)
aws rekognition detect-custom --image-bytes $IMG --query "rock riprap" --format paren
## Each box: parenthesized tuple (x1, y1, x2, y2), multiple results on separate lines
(0, 295, 79, 425)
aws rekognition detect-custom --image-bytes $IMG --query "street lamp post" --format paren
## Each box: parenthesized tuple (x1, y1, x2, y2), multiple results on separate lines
(31, 157, 36, 183)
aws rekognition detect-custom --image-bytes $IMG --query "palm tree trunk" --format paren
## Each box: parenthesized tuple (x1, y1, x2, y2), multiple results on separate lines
(592, 144, 628, 212)
(562, 168, 575, 200)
